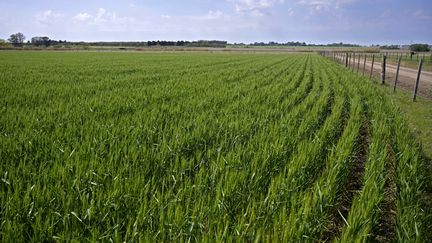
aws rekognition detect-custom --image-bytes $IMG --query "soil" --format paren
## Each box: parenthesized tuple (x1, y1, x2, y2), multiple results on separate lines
(347, 56, 432, 99)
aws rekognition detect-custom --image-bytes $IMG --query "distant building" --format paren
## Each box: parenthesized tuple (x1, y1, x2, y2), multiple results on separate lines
(400, 45, 410, 50)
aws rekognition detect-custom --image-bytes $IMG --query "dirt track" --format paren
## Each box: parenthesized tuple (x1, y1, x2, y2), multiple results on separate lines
(346, 57, 432, 98)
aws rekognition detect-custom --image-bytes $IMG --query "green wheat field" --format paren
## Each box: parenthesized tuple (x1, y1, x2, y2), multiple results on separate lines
(0, 52, 427, 242)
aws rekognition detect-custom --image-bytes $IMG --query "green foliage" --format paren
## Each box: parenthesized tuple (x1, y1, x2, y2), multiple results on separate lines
(410, 44, 430, 52)
(0, 39, 12, 48)
(0, 52, 428, 242)
(7, 32, 25, 47)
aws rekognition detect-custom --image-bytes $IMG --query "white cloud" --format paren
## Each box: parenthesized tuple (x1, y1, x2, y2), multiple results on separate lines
(73, 8, 134, 25)
(413, 10, 432, 20)
(189, 10, 226, 20)
(298, 0, 357, 12)
(334, 0, 357, 9)
(207, 10, 224, 19)
(161, 15, 172, 19)
(95, 8, 108, 23)
(379, 10, 392, 18)
(74, 13, 92, 21)
(36, 10, 64, 24)
(287, 8, 295, 16)
(298, 0, 331, 11)
(229, 0, 285, 15)
(203, 10, 225, 19)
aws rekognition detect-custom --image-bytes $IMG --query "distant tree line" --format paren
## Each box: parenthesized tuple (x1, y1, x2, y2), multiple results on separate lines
(31, 37, 67, 47)
(147, 41, 188, 46)
(247, 41, 307, 46)
(86, 42, 148, 47)
(378, 44, 431, 52)
(2, 32, 430, 51)
(371, 44, 431, 52)
(379, 45, 401, 50)
(0, 38, 11, 48)
(87, 40, 227, 48)
(1, 33, 230, 48)
(233, 41, 361, 47)
(410, 44, 430, 52)
(188, 40, 227, 48)
(322, 42, 361, 47)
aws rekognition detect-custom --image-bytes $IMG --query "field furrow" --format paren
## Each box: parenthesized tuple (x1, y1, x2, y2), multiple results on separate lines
(0, 52, 429, 242)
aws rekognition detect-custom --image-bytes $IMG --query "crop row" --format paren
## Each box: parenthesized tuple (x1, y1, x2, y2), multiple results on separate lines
(0, 52, 427, 242)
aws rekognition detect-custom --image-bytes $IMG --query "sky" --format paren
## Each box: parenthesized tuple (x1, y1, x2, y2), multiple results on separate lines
(0, 0, 431, 45)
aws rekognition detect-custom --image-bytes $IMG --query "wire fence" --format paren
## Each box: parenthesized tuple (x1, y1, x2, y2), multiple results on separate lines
(319, 51, 432, 101)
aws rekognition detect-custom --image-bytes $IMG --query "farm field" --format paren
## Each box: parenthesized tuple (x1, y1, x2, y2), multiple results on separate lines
(0, 52, 430, 241)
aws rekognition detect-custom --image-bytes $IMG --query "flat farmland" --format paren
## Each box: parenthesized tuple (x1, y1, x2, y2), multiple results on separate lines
(0, 52, 429, 241)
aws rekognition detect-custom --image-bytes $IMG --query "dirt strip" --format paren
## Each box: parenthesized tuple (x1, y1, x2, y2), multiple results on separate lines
(346, 56, 432, 98)
(321, 120, 369, 241)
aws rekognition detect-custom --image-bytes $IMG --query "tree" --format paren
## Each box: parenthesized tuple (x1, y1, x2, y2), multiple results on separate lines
(8, 32, 25, 47)
(0, 38, 12, 48)
(410, 43, 430, 52)
(31, 36, 51, 47)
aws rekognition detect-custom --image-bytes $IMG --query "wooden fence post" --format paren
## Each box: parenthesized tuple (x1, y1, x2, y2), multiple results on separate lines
(348, 53, 351, 68)
(381, 55, 386, 84)
(353, 54, 358, 72)
(413, 58, 423, 102)
(362, 55, 367, 76)
(393, 56, 402, 92)
(357, 54, 361, 73)
(352, 53, 356, 71)
(345, 53, 348, 67)
(370, 54, 375, 80)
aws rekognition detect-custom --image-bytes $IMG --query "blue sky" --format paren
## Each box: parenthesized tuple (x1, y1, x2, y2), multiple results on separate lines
(0, 0, 431, 45)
